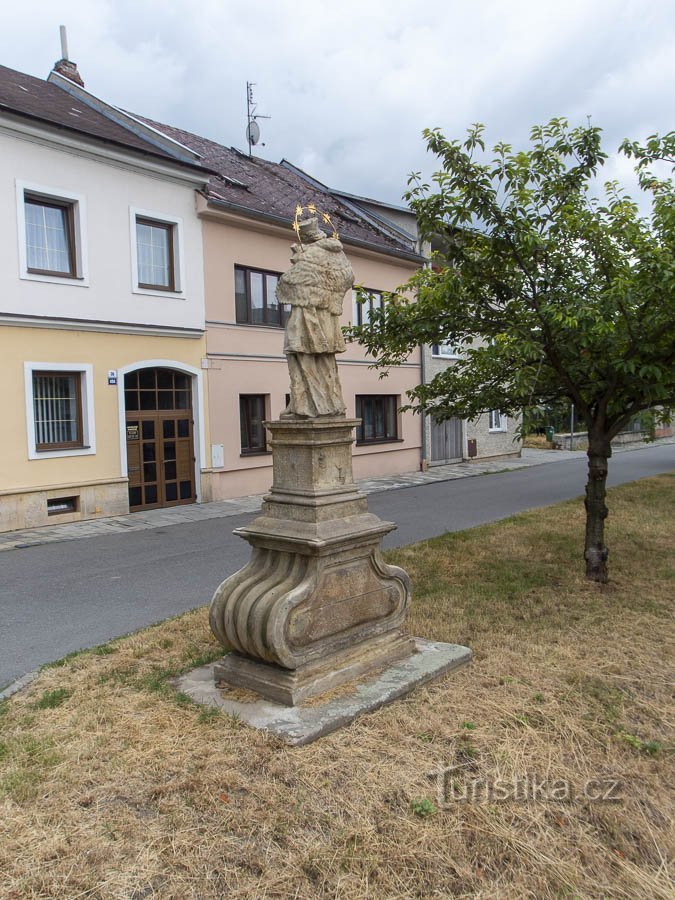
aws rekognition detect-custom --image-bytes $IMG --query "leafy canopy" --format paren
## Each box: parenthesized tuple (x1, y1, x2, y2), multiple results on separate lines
(349, 119, 675, 441)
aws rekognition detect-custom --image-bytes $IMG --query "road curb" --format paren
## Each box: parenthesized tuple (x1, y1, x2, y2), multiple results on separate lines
(1, 439, 672, 553)
(0, 669, 40, 701)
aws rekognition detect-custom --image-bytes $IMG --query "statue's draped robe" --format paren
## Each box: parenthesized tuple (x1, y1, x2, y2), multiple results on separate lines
(278, 236, 354, 418)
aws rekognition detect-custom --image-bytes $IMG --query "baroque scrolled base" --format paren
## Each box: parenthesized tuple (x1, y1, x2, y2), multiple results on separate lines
(209, 517, 411, 664)
(208, 417, 414, 705)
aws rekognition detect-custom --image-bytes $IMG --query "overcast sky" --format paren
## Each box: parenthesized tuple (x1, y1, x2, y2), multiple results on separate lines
(2, 0, 673, 206)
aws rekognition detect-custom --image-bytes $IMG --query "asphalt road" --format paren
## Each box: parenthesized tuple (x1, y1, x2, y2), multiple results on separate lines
(1, 443, 673, 690)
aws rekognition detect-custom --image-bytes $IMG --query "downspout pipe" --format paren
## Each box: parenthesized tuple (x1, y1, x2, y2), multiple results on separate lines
(420, 343, 427, 470)
(418, 232, 430, 471)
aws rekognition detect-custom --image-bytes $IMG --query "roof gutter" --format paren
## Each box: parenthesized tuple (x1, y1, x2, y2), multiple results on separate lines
(203, 195, 425, 264)
(279, 158, 418, 249)
(0, 106, 213, 179)
(47, 70, 202, 164)
(331, 189, 411, 215)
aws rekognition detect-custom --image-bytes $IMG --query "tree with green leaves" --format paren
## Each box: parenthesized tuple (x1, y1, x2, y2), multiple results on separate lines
(350, 120, 675, 583)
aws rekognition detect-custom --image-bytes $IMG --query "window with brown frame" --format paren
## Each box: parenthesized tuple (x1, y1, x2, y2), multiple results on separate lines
(240, 394, 268, 453)
(355, 395, 399, 444)
(136, 218, 176, 290)
(235, 265, 290, 327)
(32, 372, 84, 450)
(24, 195, 76, 277)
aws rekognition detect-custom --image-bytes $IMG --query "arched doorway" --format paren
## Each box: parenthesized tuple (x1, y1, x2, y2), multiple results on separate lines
(124, 367, 196, 510)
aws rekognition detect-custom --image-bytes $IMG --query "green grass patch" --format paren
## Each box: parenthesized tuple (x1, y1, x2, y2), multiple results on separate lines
(35, 688, 70, 710)
(411, 797, 437, 818)
(0, 735, 63, 802)
(42, 650, 81, 669)
(91, 642, 117, 657)
(619, 732, 665, 756)
(180, 642, 224, 671)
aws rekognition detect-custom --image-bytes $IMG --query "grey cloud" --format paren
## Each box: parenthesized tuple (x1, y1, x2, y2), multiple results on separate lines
(1, 0, 672, 206)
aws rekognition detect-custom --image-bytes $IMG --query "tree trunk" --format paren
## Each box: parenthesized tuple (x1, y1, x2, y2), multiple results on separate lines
(584, 436, 611, 582)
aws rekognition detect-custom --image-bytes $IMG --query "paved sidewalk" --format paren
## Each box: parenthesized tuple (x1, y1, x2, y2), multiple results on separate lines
(1, 439, 671, 552)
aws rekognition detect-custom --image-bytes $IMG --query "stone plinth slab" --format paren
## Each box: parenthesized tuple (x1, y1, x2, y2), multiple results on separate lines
(213, 631, 415, 706)
(173, 638, 472, 746)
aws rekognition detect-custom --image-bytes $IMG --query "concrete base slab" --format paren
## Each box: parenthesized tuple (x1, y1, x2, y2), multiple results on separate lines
(173, 638, 471, 746)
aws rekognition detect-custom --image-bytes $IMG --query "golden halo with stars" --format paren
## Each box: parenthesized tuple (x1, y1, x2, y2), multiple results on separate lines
(293, 202, 339, 243)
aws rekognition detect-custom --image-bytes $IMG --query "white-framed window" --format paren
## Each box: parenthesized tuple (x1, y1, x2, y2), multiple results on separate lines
(431, 340, 460, 359)
(24, 362, 96, 460)
(16, 180, 88, 286)
(130, 207, 184, 297)
(488, 409, 507, 432)
(352, 288, 383, 326)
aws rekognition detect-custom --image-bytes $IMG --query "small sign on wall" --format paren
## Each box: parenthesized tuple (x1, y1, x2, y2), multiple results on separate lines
(126, 424, 139, 441)
(108, 369, 118, 385)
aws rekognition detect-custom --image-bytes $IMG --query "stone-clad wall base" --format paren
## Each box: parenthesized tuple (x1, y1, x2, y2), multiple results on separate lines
(0, 479, 128, 533)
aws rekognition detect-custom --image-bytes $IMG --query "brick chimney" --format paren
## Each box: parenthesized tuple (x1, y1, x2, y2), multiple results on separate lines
(52, 26, 84, 87)
(53, 58, 84, 87)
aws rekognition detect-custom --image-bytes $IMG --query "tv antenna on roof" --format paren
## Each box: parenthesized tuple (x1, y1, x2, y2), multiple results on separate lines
(246, 81, 270, 157)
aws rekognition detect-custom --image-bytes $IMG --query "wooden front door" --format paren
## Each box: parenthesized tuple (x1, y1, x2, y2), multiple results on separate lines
(430, 416, 463, 464)
(124, 368, 196, 511)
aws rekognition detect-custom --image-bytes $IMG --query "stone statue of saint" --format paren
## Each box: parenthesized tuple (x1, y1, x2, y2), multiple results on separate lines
(278, 217, 354, 418)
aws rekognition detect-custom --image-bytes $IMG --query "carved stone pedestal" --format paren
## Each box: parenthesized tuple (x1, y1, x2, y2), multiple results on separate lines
(209, 417, 414, 705)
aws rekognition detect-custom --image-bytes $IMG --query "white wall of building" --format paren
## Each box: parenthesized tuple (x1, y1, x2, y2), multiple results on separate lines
(0, 124, 206, 331)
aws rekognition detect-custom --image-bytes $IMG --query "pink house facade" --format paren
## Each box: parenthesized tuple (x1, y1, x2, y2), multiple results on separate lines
(198, 204, 421, 498)
(133, 117, 425, 500)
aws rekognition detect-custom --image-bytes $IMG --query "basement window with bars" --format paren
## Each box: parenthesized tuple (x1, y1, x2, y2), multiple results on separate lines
(47, 496, 79, 516)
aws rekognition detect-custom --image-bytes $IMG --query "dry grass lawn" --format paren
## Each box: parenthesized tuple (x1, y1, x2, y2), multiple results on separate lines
(1, 475, 673, 899)
(522, 435, 554, 450)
